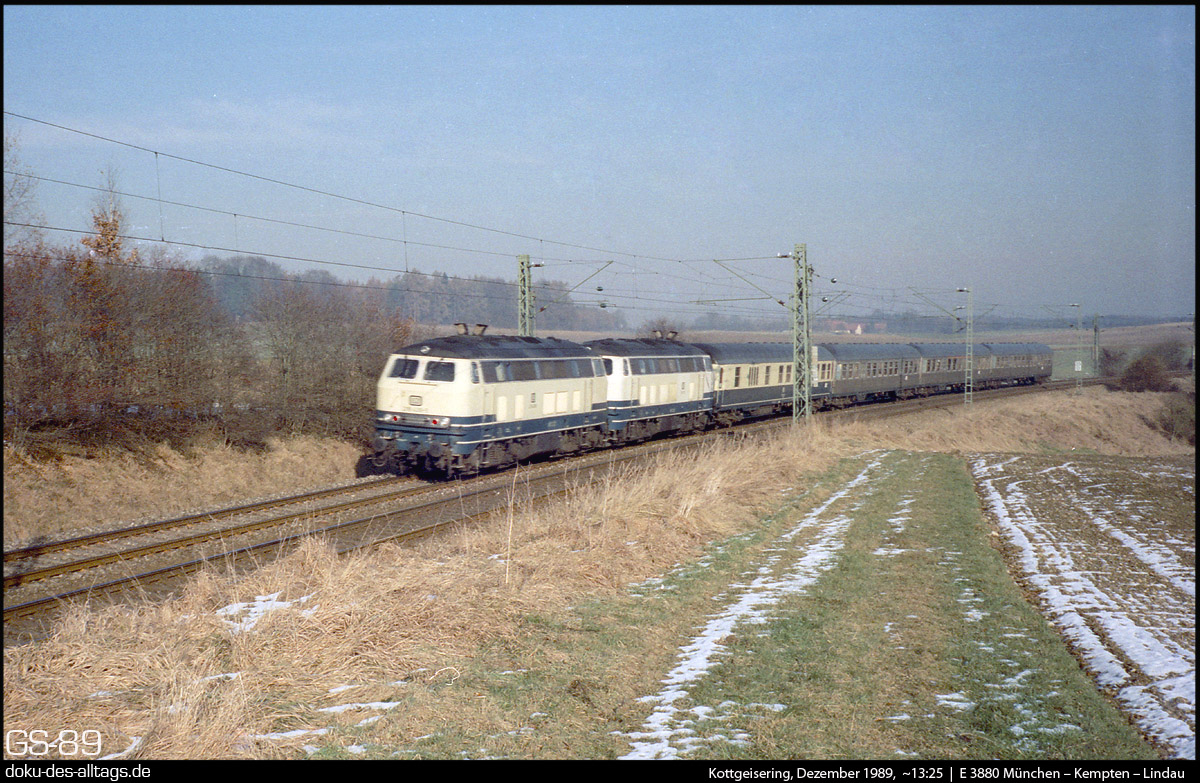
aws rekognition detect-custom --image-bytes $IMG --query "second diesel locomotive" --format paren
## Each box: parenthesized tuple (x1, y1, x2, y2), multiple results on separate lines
(366, 333, 1052, 477)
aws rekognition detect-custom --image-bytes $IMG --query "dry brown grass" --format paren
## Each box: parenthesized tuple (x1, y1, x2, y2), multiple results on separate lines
(3, 386, 1192, 759)
(3, 435, 362, 548)
(832, 387, 1195, 457)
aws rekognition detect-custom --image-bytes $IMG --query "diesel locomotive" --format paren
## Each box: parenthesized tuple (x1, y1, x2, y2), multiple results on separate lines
(364, 331, 1052, 478)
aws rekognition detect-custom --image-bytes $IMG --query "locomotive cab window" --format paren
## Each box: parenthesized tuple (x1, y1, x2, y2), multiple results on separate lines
(389, 358, 420, 379)
(423, 361, 456, 382)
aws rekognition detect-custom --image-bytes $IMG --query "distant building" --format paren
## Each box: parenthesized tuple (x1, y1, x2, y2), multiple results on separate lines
(818, 319, 886, 335)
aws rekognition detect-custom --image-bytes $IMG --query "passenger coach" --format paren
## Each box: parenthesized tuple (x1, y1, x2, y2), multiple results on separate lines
(823, 343, 922, 404)
(687, 343, 825, 425)
(978, 343, 1053, 387)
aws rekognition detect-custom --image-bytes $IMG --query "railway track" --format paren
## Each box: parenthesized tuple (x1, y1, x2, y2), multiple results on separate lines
(1, 426, 730, 643)
(2, 377, 1101, 644)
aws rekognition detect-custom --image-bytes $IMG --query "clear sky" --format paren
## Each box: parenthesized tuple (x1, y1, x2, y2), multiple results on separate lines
(3, 5, 1195, 324)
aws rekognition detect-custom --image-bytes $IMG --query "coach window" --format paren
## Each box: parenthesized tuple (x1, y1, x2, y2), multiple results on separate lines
(603, 358, 614, 376)
(424, 361, 455, 382)
(471, 363, 481, 383)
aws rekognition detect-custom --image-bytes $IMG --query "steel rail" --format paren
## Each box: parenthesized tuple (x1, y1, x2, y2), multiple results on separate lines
(4, 475, 412, 564)
(3, 480, 435, 589)
(2, 446, 654, 625)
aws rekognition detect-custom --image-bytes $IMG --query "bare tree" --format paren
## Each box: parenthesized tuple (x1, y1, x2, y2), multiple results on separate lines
(636, 316, 683, 340)
(67, 172, 139, 408)
(3, 132, 44, 249)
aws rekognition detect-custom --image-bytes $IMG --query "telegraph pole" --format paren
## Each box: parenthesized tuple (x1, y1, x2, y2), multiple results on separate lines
(518, 254, 534, 337)
(911, 286, 975, 406)
(957, 287, 974, 405)
(791, 243, 812, 424)
(1075, 302, 1084, 393)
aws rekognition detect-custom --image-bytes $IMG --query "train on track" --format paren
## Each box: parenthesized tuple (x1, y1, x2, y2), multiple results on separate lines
(361, 328, 1053, 478)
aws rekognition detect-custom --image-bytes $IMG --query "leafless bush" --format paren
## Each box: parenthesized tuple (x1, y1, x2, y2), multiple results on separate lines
(1099, 347, 1127, 377)
(1119, 354, 1174, 392)
(1155, 392, 1196, 445)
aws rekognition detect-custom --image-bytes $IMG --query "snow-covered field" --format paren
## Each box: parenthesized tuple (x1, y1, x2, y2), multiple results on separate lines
(973, 454, 1195, 759)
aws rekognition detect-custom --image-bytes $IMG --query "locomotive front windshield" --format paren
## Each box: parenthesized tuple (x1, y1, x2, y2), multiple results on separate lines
(389, 358, 420, 379)
(386, 357, 457, 382)
(423, 361, 455, 382)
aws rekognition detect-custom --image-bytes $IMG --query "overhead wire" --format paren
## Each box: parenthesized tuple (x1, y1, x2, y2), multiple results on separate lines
(6, 111, 1061, 328)
(5, 110, 803, 318)
(9, 167, 753, 315)
(4, 110, 695, 264)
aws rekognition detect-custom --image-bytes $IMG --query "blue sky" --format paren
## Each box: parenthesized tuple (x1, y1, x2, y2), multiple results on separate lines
(3, 5, 1195, 323)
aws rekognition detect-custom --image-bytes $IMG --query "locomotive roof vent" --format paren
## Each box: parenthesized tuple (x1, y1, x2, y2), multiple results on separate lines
(473, 323, 488, 336)
(454, 322, 469, 335)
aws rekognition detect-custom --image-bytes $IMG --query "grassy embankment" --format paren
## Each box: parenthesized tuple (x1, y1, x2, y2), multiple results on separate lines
(3, 386, 1193, 759)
